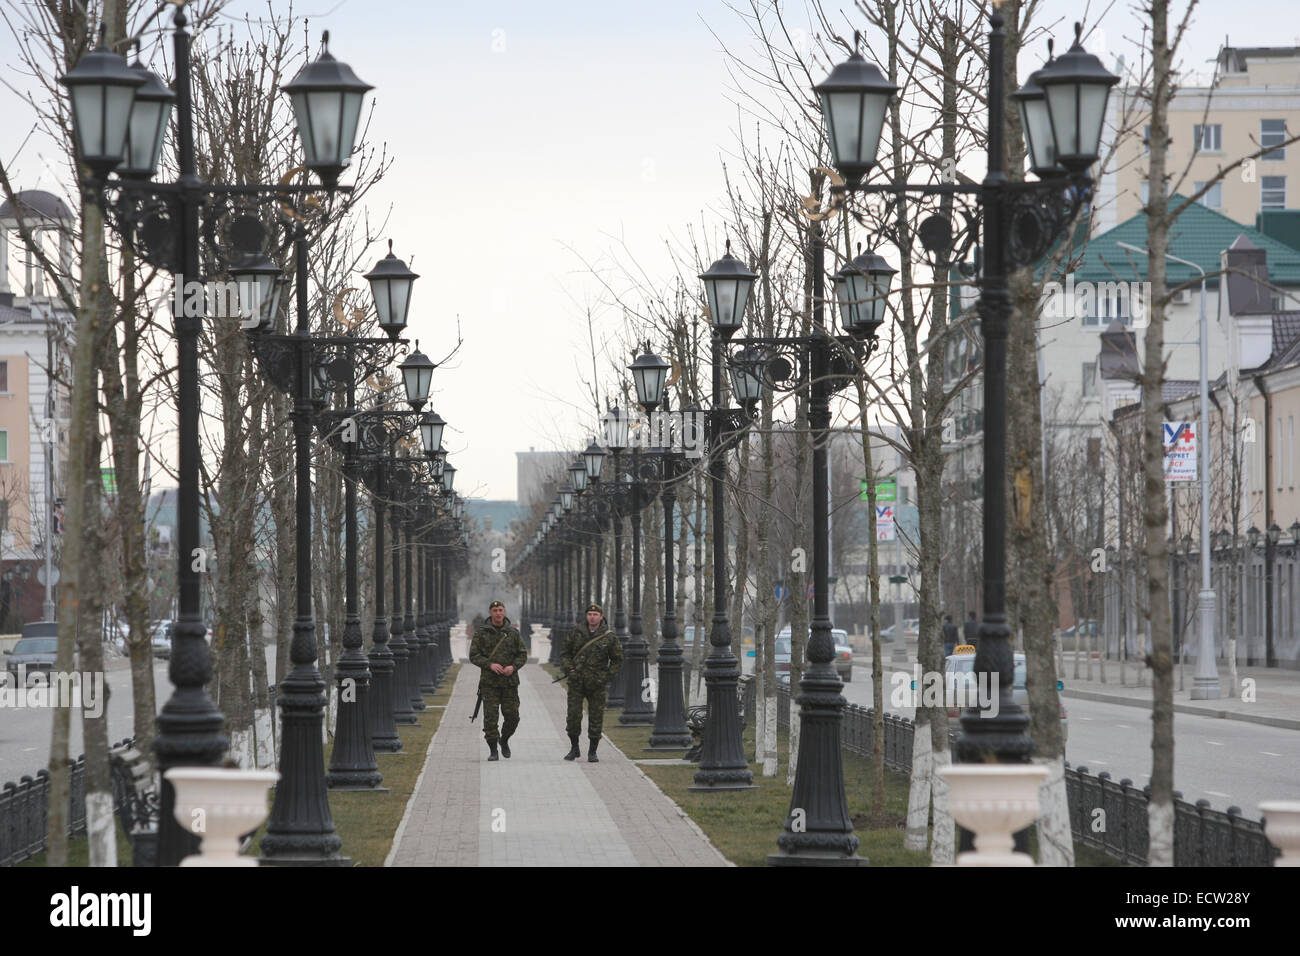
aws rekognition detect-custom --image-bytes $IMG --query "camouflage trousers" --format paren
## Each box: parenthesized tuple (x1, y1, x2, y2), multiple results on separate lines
(566, 679, 607, 739)
(480, 684, 520, 744)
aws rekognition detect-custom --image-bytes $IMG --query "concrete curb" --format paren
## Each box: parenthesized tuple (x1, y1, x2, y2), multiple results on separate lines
(1061, 687, 1300, 731)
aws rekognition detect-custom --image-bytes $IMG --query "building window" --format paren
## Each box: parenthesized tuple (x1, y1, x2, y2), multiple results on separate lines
(0, 501, 7, 532)
(1193, 181, 1223, 208)
(1082, 362, 1097, 397)
(1193, 124, 1222, 152)
(1143, 125, 1151, 154)
(1140, 180, 1149, 204)
(0, 431, 7, 462)
(1262, 119, 1287, 161)
(0, 361, 7, 393)
(1262, 176, 1287, 210)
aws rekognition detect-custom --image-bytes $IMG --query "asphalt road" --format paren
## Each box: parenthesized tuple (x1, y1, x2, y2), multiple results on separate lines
(0, 646, 279, 782)
(830, 655, 1300, 817)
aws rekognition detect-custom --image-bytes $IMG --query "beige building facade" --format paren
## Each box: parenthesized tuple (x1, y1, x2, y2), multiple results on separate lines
(1097, 46, 1300, 234)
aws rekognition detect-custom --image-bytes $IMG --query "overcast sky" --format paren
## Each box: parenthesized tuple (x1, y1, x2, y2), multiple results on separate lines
(1, 0, 1294, 502)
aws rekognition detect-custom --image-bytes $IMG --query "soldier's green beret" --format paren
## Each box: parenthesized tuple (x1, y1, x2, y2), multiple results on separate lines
(489, 600, 505, 610)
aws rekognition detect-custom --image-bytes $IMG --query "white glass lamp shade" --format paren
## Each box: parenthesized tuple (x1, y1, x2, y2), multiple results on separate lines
(121, 58, 174, 179)
(569, 461, 588, 493)
(230, 253, 283, 332)
(1012, 66, 1060, 178)
(420, 410, 446, 455)
(601, 407, 630, 451)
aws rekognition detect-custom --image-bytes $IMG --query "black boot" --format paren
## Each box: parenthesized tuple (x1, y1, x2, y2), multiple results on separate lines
(487, 740, 499, 761)
(563, 735, 581, 761)
(499, 735, 511, 759)
(588, 738, 600, 763)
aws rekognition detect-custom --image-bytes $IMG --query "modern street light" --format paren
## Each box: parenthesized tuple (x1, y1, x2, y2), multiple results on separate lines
(805, 12, 1116, 863)
(1116, 240, 1218, 696)
(60, 8, 372, 865)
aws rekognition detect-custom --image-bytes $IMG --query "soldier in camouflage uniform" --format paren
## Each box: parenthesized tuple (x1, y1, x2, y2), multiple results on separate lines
(561, 603, 622, 762)
(470, 600, 528, 761)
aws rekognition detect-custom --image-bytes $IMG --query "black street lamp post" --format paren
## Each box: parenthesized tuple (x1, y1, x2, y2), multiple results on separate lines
(60, 8, 371, 866)
(628, 353, 693, 749)
(618, 447, 656, 725)
(807, 13, 1117, 862)
(690, 247, 761, 793)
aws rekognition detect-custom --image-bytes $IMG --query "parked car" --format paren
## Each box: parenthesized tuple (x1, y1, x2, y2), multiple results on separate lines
(832, 627, 853, 682)
(1056, 619, 1099, 643)
(943, 646, 1068, 745)
(151, 620, 174, 659)
(878, 618, 920, 643)
(6, 621, 59, 685)
(771, 626, 852, 682)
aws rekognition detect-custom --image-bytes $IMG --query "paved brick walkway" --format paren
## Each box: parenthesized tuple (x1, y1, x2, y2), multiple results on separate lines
(387, 629, 728, 867)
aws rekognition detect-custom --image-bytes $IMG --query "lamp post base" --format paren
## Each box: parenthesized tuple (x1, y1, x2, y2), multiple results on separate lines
(767, 848, 867, 867)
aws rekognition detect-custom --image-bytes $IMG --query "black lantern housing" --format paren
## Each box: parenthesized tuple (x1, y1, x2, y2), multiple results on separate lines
(569, 460, 588, 493)
(583, 439, 606, 482)
(832, 248, 896, 338)
(281, 31, 373, 188)
(1035, 23, 1120, 173)
(441, 462, 456, 493)
(1247, 525, 1261, 549)
(231, 252, 283, 332)
(728, 347, 766, 405)
(420, 409, 446, 455)
(365, 241, 419, 339)
(700, 242, 757, 339)
(1268, 523, 1282, 546)
(602, 407, 631, 452)
(59, 37, 146, 180)
(1012, 54, 1063, 179)
(559, 484, 575, 511)
(399, 347, 435, 411)
(121, 53, 175, 179)
(630, 350, 671, 411)
(814, 43, 897, 185)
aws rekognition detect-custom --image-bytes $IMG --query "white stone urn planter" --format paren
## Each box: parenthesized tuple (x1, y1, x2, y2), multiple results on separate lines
(937, 764, 1049, 866)
(1259, 801, 1300, 866)
(164, 767, 279, 866)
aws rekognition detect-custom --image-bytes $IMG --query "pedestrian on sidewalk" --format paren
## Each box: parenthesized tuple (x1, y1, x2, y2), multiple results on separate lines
(942, 614, 958, 657)
(963, 610, 979, 646)
(561, 603, 622, 763)
(470, 600, 528, 761)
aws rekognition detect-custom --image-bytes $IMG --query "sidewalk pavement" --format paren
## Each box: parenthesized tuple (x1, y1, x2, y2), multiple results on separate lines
(1056, 653, 1300, 731)
(386, 628, 728, 867)
(849, 641, 1300, 730)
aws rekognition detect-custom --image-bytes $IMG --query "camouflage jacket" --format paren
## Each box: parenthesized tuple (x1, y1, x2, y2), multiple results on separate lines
(562, 621, 622, 685)
(470, 619, 528, 689)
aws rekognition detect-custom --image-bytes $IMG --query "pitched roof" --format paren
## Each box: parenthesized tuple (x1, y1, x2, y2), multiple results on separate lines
(1070, 196, 1300, 287)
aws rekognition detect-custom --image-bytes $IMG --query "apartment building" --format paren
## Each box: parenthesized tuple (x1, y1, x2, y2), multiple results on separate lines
(1096, 45, 1300, 235)
(0, 189, 74, 627)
